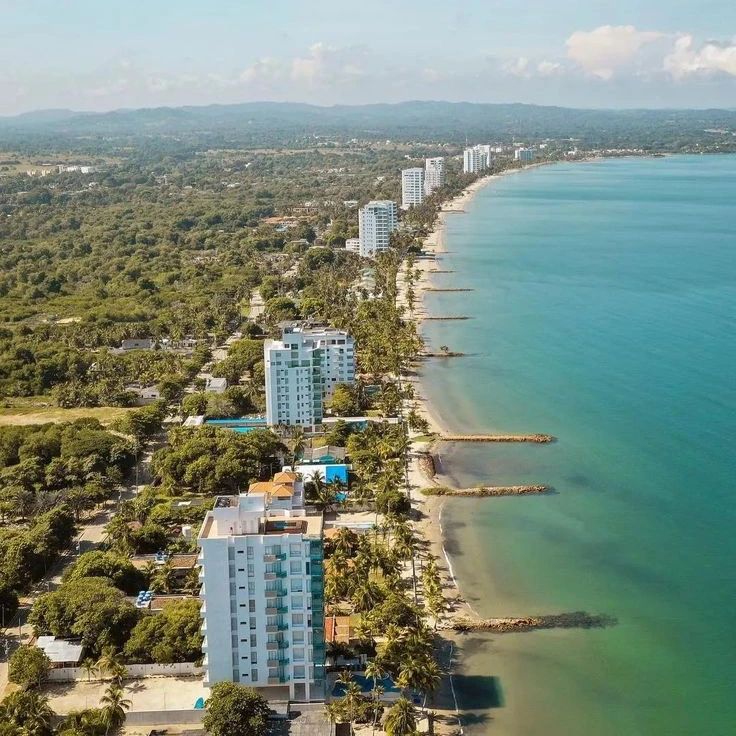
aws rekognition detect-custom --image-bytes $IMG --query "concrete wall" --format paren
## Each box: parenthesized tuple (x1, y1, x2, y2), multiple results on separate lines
(47, 662, 205, 682)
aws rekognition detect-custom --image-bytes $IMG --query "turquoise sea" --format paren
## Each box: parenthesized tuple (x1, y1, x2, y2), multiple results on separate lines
(420, 155, 736, 736)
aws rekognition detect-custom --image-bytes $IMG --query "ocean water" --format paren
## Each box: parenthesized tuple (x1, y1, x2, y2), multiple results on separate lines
(420, 156, 736, 736)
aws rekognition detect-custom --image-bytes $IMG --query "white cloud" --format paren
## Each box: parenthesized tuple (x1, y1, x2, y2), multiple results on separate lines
(566, 25, 665, 79)
(537, 60, 562, 77)
(664, 35, 736, 79)
(503, 57, 531, 78)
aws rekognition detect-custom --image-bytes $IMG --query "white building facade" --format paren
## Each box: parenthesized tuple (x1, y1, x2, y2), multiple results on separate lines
(358, 200, 398, 258)
(424, 157, 446, 195)
(198, 480, 325, 701)
(344, 238, 361, 254)
(264, 325, 356, 428)
(515, 147, 535, 163)
(401, 167, 425, 209)
(463, 145, 489, 174)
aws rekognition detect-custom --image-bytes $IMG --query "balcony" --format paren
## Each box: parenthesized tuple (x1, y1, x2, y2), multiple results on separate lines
(276, 606, 288, 614)
(265, 607, 277, 615)
(278, 624, 289, 631)
(266, 642, 278, 651)
(276, 553, 287, 561)
(267, 658, 289, 666)
(265, 589, 287, 599)
(264, 572, 276, 581)
(266, 625, 278, 633)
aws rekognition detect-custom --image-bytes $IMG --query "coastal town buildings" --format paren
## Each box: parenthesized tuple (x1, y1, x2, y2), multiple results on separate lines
(463, 145, 489, 174)
(358, 200, 398, 258)
(197, 473, 326, 701)
(264, 325, 356, 428)
(401, 167, 425, 209)
(424, 156, 446, 194)
(515, 147, 536, 162)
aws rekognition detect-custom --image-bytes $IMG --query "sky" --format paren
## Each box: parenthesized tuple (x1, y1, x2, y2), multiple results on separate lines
(1, 0, 735, 115)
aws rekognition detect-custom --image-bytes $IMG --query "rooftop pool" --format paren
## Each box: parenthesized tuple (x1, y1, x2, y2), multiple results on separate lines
(205, 417, 267, 433)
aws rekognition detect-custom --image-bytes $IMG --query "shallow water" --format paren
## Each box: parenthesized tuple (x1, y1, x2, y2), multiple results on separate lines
(420, 156, 736, 736)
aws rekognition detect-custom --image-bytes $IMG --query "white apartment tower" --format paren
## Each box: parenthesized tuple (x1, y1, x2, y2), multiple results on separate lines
(463, 145, 489, 174)
(198, 474, 326, 701)
(515, 147, 535, 163)
(264, 325, 356, 428)
(401, 167, 425, 209)
(358, 200, 398, 258)
(424, 157, 446, 195)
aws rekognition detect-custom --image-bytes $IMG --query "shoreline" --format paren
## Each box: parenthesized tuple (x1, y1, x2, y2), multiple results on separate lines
(403, 161, 566, 730)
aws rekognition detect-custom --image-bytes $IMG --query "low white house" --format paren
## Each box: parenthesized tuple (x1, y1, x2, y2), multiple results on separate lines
(205, 377, 228, 394)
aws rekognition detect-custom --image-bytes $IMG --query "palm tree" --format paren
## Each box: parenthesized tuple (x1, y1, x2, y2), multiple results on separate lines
(100, 683, 131, 734)
(364, 658, 389, 734)
(290, 426, 306, 467)
(149, 561, 177, 593)
(96, 646, 124, 681)
(81, 657, 99, 682)
(384, 697, 417, 736)
(351, 580, 384, 613)
(0, 690, 55, 735)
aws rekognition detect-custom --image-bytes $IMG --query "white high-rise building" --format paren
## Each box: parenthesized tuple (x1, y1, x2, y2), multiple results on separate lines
(358, 200, 398, 258)
(424, 157, 446, 195)
(463, 145, 489, 174)
(401, 167, 425, 209)
(198, 473, 326, 701)
(264, 325, 356, 428)
(515, 147, 535, 163)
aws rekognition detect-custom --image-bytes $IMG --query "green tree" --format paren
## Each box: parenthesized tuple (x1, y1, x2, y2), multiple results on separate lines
(325, 384, 359, 416)
(63, 551, 147, 595)
(384, 697, 417, 736)
(0, 690, 55, 736)
(99, 683, 131, 732)
(123, 599, 203, 663)
(203, 683, 271, 736)
(29, 578, 139, 656)
(8, 645, 51, 688)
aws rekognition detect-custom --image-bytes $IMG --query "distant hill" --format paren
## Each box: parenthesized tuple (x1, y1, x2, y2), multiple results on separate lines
(2, 100, 735, 151)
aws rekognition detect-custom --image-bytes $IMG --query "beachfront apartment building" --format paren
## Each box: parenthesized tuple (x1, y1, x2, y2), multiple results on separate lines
(401, 167, 425, 209)
(463, 145, 489, 174)
(198, 474, 326, 701)
(424, 157, 446, 194)
(358, 200, 398, 258)
(264, 325, 356, 428)
(515, 147, 535, 163)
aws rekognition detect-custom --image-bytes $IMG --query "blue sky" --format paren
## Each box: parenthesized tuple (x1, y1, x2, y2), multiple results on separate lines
(1, 0, 735, 114)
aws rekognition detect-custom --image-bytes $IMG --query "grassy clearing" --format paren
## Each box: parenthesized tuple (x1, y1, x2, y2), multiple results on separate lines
(0, 403, 134, 426)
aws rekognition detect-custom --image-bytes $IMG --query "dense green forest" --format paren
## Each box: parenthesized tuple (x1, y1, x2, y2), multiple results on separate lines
(1, 101, 734, 405)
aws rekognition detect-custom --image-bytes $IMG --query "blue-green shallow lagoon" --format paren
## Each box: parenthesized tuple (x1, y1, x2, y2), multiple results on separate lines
(420, 156, 736, 736)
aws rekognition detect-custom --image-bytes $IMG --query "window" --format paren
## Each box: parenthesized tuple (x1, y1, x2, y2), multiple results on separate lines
(247, 547, 254, 559)
(248, 582, 255, 595)
(290, 580, 303, 593)
(293, 648, 305, 662)
(250, 617, 257, 630)
(293, 630, 304, 644)
(290, 560, 302, 575)
(250, 634, 257, 647)
(292, 613, 304, 626)
(249, 600, 256, 613)
(290, 543, 302, 556)
(291, 595, 303, 610)
(251, 651, 258, 664)
(251, 668, 258, 681)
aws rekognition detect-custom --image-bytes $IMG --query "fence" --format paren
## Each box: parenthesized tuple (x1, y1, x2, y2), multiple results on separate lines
(47, 661, 205, 682)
